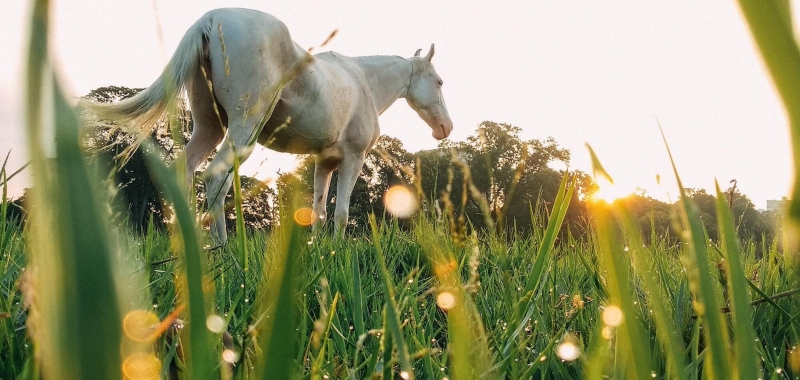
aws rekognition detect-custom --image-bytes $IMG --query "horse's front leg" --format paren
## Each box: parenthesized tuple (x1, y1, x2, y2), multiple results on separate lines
(333, 150, 367, 236)
(312, 157, 336, 233)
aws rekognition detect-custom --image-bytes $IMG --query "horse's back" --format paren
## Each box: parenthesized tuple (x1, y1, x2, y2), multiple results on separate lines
(199, 9, 304, 118)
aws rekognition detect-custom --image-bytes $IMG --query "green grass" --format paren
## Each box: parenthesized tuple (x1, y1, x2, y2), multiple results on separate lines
(4, 199, 800, 379)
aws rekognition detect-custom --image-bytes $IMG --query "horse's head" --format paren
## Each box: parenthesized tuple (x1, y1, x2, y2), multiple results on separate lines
(406, 44, 453, 140)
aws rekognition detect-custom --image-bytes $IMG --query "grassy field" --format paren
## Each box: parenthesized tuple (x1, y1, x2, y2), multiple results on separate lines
(6, 0, 800, 379)
(2, 187, 800, 379)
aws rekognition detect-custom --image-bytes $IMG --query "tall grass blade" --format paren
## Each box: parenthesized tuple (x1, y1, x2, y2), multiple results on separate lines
(589, 202, 654, 379)
(416, 217, 495, 379)
(661, 127, 732, 379)
(524, 174, 574, 295)
(256, 203, 303, 379)
(714, 181, 760, 379)
(585, 143, 613, 184)
(369, 214, 414, 379)
(311, 292, 340, 380)
(143, 144, 217, 379)
(22, 0, 126, 378)
(500, 174, 574, 369)
(233, 149, 247, 272)
(736, 0, 800, 222)
(615, 208, 687, 379)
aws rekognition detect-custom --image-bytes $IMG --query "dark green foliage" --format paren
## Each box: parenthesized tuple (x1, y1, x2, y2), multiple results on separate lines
(83, 86, 174, 233)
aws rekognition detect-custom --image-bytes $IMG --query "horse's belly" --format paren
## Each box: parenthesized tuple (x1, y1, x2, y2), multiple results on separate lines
(258, 104, 339, 154)
(256, 59, 360, 155)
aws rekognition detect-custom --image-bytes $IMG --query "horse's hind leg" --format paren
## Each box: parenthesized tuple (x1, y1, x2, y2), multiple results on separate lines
(204, 105, 270, 244)
(185, 69, 227, 192)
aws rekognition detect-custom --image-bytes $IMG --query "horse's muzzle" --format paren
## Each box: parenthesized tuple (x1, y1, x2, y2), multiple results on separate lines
(433, 121, 452, 140)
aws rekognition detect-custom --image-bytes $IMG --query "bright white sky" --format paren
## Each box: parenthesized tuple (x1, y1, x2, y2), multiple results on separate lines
(0, 0, 794, 208)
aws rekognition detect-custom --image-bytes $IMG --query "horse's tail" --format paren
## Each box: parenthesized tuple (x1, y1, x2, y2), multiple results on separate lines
(80, 14, 213, 151)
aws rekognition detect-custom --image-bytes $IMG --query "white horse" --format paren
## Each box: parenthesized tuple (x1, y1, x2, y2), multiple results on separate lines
(82, 8, 453, 244)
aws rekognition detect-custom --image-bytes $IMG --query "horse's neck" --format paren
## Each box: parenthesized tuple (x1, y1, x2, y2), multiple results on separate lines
(354, 56, 411, 114)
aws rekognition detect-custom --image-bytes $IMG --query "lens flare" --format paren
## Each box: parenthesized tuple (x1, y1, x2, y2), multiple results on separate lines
(122, 352, 161, 380)
(222, 349, 240, 363)
(123, 310, 159, 342)
(602, 326, 614, 339)
(556, 332, 581, 361)
(588, 178, 633, 203)
(436, 291, 457, 310)
(384, 186, 418, 218)
(294, 207, 316, 226)
(602, 305, 624, 327)
(206, 314, 226, 334)
(556, 341, 580, 361)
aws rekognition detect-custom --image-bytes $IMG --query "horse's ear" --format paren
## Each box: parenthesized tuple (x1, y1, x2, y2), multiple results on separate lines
(414, 49, 422, 57)
(424, 43, 435, 61)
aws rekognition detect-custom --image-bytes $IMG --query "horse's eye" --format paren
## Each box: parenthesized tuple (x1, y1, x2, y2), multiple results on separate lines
(437, 79, 443, 87)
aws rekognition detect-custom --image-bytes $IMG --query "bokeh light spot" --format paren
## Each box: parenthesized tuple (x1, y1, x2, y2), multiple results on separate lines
(602, 326, 614, 339)
(123, 310, 159, 342)
(294, 207, 316, 226)
(556, 332, 581, 361)
(206, 314, 226, 334)
(436, 291, 456, 310)
(222, 349, 240, 363)
(556, 341, 580, 361)
(384, 186, 418, 218)
(122, 352, 161, 380)
(602, 305, 624, 327)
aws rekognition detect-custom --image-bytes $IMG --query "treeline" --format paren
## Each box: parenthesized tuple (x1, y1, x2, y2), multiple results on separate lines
(4, 87, 777, 244)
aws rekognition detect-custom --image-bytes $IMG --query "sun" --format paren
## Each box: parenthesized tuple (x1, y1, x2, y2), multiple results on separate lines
(588, 179, 634, 203)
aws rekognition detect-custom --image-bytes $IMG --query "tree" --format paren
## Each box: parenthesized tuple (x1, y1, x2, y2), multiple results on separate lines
(195, 176, 278, 231)
(83, 86, 176, 232)
(679, 187, 771, 243)
(417, 121, 585, 235)
(613, 193, 675, 242)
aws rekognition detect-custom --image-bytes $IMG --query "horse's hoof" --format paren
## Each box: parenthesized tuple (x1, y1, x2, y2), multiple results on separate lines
(204, 244, 224, 251)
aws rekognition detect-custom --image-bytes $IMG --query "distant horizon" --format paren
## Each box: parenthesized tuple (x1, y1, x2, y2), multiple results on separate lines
(1, 1, 795, 210)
